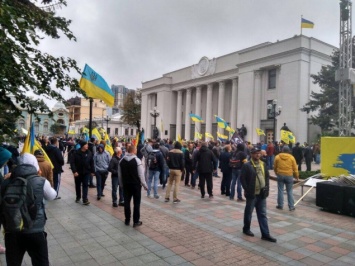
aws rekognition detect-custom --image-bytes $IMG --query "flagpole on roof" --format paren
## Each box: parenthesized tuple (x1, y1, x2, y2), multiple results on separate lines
(89, 98, 93, 139)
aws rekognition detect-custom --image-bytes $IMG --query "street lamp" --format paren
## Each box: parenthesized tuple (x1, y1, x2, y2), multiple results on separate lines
(267, 99, 282, 141)
(103, 115, 111, 134)
(149, 106, 160, 139)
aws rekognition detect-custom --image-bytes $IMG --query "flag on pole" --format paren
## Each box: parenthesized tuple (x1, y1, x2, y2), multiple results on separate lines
(194, 132, 202, 140)
(225, 126, 235, 134)
(189, 113, 204, 123)
(301, 18, 314, 28)
(217, 132, 228, 141)
(256, 128, 265, 136)
(79, 64, 114, 107)
(288, 131, 296, 143)
(134, 132, 139, 147)
(280, 130, 290, 144)
(140, 130, 145, 143)
(205, 132, 214, 139)
(177, 134, 182, 142)
(215, 115, 227, 129)
(103, 132, 114, 156)
(91, 127, 102, 141)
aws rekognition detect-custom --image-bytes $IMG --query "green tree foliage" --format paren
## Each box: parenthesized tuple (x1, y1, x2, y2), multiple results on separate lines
(0, 0, 82, 136)
(301, 43, 355, 132)
(50, 122, 65, 135)
(120, 91, 141, 129)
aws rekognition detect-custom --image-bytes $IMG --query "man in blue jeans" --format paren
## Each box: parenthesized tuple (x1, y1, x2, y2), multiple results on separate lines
(240, 147, 277, 242)
(70, 141, 95, 205)
(230, 143, 247, 201)
(109, 147, 125, 207)
(94, 144, 111, 200)
(147, 143, 165, 199)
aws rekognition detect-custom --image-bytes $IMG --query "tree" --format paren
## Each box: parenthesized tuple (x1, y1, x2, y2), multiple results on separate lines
(120, 91, 141, 130)
(301, 41, 355, 133)
(0, 0, 83, 137)
(50, 122, 65, 135)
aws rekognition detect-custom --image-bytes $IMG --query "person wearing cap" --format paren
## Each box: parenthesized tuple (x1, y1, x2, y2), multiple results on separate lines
(45, 138, 64, 199)
(94, 144, 111, 200)
(70, 140, 95, 205)
(240, 147, 277, 242)
(274, 145, 299, 211)
(0, 153, 56, 265)
(34, 149, 54, 188)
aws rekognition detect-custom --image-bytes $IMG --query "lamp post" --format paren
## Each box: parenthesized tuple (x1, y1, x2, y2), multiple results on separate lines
(267, 99, 282, 141)
(149, 106, 160, 139)
(103, 115, 111, 134)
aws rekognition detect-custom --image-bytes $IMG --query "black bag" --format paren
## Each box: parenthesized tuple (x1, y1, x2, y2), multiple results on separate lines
(259, 186, 269, 199)
(147, 152, 158, 168)
(229, 151, 242, 169)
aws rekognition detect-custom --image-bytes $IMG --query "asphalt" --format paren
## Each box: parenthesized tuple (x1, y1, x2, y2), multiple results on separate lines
(1, 161, 354, 266)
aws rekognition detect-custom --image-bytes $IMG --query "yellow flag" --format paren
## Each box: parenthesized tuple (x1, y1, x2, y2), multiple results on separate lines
(288, 131, 296, 143)
(177, 134, 182, 142)
(92, 127, 102, 141)
(280, 130, 290, 144)
(103, 132, 114, 156)
(205, 132, 214, 139)
(217, 132, 228, 140)
(194, 132, 202, 140)
(256, 128, 265, 136)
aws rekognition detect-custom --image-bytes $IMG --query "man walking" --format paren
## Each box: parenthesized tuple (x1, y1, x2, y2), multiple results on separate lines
(240, 147, 277, 242)
(119, 145, 148, 227)
(193, 142, 217, 199)
(70, 141, 95, 205)
(94, 144, 111, 200)
(184, 142, 194, 187)
(147, 143, 164, 199)
(45, 137, 64, 199)
(109, 147, 124, 207)
(165, 141, 184, 203)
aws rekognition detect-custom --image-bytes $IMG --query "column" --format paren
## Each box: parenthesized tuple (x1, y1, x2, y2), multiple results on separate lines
(252, 71, 262, 143)
(194, 86, 202, 140)
(184, 88, 191, 140)
(206, 83, 213, 140)
(230, 78, 238, 130)
(217, 81, 225, 134)
(176, 90, 182, 140)
(147, 94, 152, 138)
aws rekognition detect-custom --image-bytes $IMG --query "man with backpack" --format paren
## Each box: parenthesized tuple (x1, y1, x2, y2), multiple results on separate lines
(0, 153, 57, 265)
(147, 143, 165, 199)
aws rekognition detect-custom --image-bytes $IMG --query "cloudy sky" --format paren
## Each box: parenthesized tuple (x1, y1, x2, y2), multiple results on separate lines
(39, 0, 340, 107)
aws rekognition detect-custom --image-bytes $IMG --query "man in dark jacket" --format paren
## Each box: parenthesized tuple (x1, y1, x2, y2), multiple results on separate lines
(119, 145, 148, 227)
(45, 137, 64, 199)
(193, 142, 217, 199)
(1, 153, 56, 265)
(70, 140, 95, 205)
(108, 147, 124, 207)
(184, 142, 194, 187)
(147, 143, 165, 199)
(164, 141, 184, 203)
(292, 142, 303, 171)
(240, 147, 277, 243)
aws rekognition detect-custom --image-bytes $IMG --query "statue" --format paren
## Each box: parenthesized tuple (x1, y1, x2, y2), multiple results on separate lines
(238, 124, 247, 140)
(280, 123, 291, 132)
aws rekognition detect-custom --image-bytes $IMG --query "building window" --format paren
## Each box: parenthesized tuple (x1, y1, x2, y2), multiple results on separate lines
(131, 129, 133, 135)
(115, 128, 118, 135)
(34, 123, 39, 133)
(43, 122, 48, 132)
(125, 128, 129, 135)
(268, 69, 276, 89)
(267, 100, 273, 119)
(57, 119, 64, 124)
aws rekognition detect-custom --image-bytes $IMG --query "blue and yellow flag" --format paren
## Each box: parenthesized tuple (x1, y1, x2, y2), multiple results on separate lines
(103, 132, 114, 156)
(189, 113, 204, 123)
(91, 128, 102, 141)
(225, 126, 235, 134)
(79, 64, 114, 107)
(215, 115, 227, 129)
(256, 128, 265, 136)
(205, 132, 214, 139)
(288, 131, 296, 143)
(301, 18, 314, 29)
(217, 132, 228, 141)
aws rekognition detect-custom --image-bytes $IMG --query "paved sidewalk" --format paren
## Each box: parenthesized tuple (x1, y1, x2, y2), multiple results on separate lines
(1, 161, 354, 266)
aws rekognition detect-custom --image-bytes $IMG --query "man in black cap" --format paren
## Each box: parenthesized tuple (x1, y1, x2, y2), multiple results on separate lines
(70, 140, 95, 205)
(240, 147, 277, 242)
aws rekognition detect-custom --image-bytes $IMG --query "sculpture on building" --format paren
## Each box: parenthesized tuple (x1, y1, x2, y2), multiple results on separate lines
(238, 124, 247, 140)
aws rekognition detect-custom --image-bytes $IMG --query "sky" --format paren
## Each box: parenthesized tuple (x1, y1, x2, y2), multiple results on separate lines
(39, 0, 341, 108)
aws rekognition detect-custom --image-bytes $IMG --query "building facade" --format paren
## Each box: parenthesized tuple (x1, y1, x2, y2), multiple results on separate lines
(141, 35, 336, 144)
(111, 85, 135, 115)
(66, 97, 107, 123)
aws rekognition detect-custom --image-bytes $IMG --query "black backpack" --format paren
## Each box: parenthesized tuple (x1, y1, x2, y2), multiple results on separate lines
(229, 151, 243, 169)
(147, 152, 158, 168)
(0, 176, 37, 232)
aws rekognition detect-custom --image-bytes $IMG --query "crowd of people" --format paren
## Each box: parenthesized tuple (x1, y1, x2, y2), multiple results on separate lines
(0, 134, 321, 264)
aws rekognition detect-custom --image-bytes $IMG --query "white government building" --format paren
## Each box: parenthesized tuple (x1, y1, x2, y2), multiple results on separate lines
(141, 35, 336, 144)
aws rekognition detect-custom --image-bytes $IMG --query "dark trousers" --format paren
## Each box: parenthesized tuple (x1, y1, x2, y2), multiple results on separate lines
(53, 172, 61, 196)
(123, 184, 142, 224)
(74, 174, 90, 201)
(199, 172, 213, 196)
(5, 232, 49, 266)
(96, 171, 108, 197)
(221, 171, 232, 195)
(243, 195, 270, 237)
(305, 159, 312, 171)
(296, 160, 302, 171)
(185, 165, 193, 185)
(112, 176, 124, 203)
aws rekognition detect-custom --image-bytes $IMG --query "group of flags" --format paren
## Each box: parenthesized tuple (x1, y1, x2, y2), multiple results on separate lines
(81, 126, 114, 155)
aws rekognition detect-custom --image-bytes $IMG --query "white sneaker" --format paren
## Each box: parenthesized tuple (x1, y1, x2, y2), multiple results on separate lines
(147, 195, 154, 199)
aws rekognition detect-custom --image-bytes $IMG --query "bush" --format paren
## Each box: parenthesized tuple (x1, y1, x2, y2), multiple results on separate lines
(299, 170, 321, 179)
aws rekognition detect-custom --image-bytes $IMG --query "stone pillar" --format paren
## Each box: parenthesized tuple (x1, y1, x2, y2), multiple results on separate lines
(206, 83, 213, 140)
(217, 81, 225, 134)
(230, 78, 238, 130)
(176, 90, 183, 140)
(252, 71, 262, 143)
(184, 88, 191, 140)
(194, 86, 202, 140)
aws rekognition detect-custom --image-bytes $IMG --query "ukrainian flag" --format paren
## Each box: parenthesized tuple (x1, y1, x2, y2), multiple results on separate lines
(205, 132, 214, 139)
(217, 132, 228, 141)
(103, 132, 114, 156)
(225, 126, 235, 134)
(79, 64, 114, 107)
(256, 128, 265, 136)
(280, 130, 290, 144)
(301, 18, 314, 29)
(189, 113, 204, 123)
(215, 115, 227, 129)
(91, 127, 102, 141)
